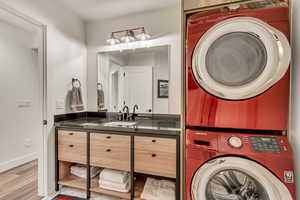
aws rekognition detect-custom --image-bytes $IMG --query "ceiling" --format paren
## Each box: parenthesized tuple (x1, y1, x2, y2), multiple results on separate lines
(58, 0, 177, 22)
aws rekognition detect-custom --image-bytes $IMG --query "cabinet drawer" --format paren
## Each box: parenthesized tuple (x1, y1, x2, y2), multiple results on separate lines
(134, 136, 176, 178)
(58, 130, 87, 164)
(90, 133, 131, 171)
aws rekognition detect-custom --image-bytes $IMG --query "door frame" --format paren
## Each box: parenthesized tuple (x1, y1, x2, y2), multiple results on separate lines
(0, 2, 48, 196)
(108, 60, 121, 111)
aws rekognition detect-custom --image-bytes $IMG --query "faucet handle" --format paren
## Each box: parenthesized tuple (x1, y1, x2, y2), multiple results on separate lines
(117, 111, 124, 121)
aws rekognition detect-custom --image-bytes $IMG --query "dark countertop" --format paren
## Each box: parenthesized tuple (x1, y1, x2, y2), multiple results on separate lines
(54, 112, 181, 136)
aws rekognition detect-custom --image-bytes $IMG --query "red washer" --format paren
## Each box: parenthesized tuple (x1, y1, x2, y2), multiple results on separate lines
(186, 2, 291, 131)
(185, 129, 296, 200)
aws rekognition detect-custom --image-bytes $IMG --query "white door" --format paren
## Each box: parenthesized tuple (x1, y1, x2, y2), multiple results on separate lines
(192, 17, 291, 100)
(192, 157, 293, 200)
(109, 62, 121, 112)
(122, 66, 153, 113)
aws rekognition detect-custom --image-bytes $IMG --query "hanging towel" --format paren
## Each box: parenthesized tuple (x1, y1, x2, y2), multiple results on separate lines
(97, 88, 105, 110)
(70, 85, 84, 111)
(99, 169, 130, 184)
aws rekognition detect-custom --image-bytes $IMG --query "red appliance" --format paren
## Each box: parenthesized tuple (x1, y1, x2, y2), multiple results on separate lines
(185, 129, 296, 200)
(186, 2, 291, 131)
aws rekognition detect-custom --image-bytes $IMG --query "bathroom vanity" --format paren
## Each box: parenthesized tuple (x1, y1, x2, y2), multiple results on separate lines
(54, 112, 180, 200)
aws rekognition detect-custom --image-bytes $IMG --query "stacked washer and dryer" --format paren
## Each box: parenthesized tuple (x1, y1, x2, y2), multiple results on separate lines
(185, 1, 296, 200)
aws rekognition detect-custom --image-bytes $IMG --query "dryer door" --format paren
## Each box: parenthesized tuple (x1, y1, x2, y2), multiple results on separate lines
(192, 17, 291, 100)
(191, 157, 293, 200)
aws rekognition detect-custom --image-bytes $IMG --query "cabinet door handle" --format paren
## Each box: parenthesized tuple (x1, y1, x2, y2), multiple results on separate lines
(152, 139, 156, 143)
(152, 153, 156, 157)
(106, 136, 111, 139)
(106, 149, 111, 152)
(69, 144, 74, 148)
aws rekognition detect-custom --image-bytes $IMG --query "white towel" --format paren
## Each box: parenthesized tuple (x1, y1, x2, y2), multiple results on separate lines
(60, 186, 86, 198)
(141, 178, 175, 200)
(157, 180, 175, 200)
(100, 168, 130, 184)
(70, 164, 101, 179)
(99, 178, 131, 193)
(141, 178, 160, 200)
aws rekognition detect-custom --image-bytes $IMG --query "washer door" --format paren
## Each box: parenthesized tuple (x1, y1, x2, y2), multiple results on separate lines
(191, 157, 293, 200)
(192, 17, 291, 100)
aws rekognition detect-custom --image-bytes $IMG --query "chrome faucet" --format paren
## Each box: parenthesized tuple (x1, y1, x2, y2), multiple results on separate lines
(117, 104, 139, 121)
(131, 104, 139, 121)
(122, 105, 130, 120)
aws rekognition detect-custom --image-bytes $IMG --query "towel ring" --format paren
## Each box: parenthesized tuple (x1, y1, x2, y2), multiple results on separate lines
(72, 78, 81, 88)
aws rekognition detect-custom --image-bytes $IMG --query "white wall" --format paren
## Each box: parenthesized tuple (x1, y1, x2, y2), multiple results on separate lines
(290, 0, 300, 198)
(87, 5, 181, 114)
(0, 0, 87, 196)
(0, 19, 40, 172)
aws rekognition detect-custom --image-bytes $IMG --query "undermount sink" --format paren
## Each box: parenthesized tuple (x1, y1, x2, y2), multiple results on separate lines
(103, 121, 137, 127)
(80, 122, 100, 126)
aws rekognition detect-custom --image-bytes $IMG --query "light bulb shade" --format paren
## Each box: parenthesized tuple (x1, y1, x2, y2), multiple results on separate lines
(120, 35, 135, 43)
(135, 29, 151, 41)
(107, 34, 120, 45)
(120, 31, 136, 43)
(136, 28, 151, 41)
(136, 33, 151, 41)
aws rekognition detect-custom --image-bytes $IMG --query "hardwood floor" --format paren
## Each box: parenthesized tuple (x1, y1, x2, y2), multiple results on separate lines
(0, 160, 44, 200)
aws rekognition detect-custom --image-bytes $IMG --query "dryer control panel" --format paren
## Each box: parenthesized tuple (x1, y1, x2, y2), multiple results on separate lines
(250, 136, 281, 153)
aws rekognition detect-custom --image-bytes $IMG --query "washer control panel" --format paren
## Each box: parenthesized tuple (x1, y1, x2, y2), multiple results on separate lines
(250, 136, 281, 153)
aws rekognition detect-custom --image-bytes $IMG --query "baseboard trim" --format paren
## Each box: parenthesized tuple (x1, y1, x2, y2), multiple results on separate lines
(0, 152, 38, 173)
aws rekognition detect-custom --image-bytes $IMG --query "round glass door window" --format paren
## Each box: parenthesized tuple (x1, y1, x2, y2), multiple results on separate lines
(192, 17, 291, 100)
(191, 157, 293, 200)
(206, 32, 267, 87)
(206, 169, 269, 200)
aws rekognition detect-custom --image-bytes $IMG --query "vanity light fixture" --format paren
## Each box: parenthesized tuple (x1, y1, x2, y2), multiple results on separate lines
(107, 27, 151, 45)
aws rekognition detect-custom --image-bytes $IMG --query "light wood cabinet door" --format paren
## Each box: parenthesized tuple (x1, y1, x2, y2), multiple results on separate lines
(90, 133, 131, 171)
(135, 136, 177, 178)
(184, 0, 244, 11)
(58, 130, 87, 164)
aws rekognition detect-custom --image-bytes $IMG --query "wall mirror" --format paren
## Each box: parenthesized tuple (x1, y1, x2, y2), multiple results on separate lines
(97, 45, 170, 114)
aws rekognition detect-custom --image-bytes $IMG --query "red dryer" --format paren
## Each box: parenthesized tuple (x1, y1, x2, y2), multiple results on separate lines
(186, 1, 291, 131)
(185, 129, 296, 200)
